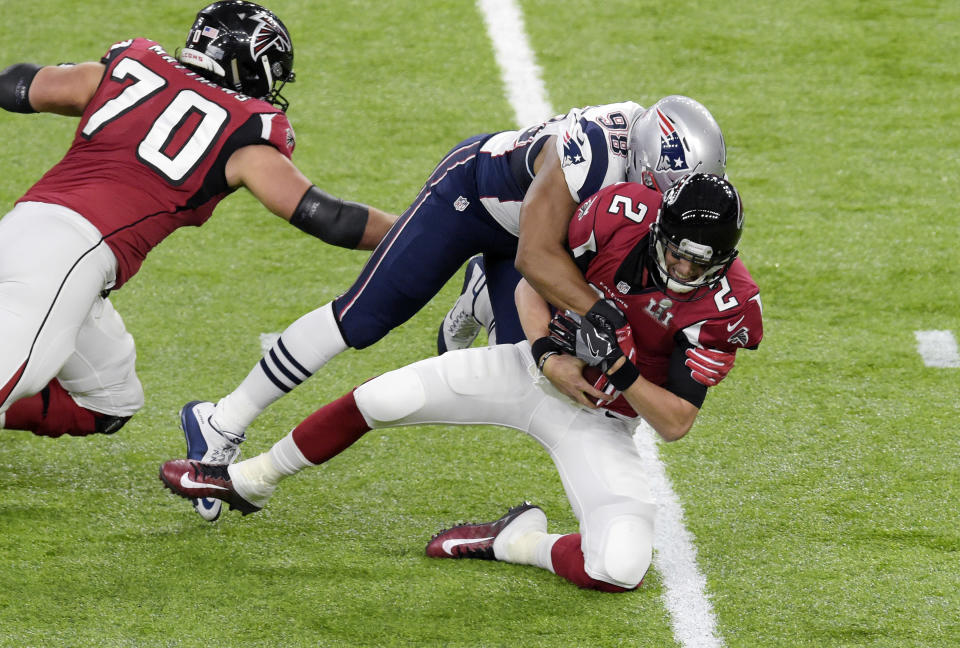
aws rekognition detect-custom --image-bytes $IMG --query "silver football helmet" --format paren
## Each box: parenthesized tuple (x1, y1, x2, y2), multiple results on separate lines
(626, 95, 726, 193)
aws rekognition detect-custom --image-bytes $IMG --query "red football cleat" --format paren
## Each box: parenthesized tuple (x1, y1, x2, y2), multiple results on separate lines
(426, 502, 546, 560)
(159, 459, 261, 516)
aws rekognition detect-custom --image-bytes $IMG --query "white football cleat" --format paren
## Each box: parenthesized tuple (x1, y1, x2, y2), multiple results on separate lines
(180, 400, 245, 522)
(437, 255, 495, 353)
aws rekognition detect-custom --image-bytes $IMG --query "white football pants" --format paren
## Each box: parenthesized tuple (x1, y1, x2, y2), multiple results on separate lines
(0, 202, 143, 417)
(353, 341, 657, 589)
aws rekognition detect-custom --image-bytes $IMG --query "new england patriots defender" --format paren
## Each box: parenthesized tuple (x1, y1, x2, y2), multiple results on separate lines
(437, 96, 727, 352)
(0, 3, 394, 461)
(160, 174, 763, 593)
(177, 95, 726, 521)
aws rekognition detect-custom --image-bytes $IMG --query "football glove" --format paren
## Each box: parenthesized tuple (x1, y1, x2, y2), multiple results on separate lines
(684, 347, 736, 387)
(579, 299, 631, 371)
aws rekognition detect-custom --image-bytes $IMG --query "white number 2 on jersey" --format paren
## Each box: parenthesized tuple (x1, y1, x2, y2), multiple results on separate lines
(82, 57, 229, 184)
(608, 194, 648, 223)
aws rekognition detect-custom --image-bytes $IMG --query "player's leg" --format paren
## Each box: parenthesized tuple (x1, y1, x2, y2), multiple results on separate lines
(0, 203, 120, 436)
(4, 296, 143, 437)
(426, 381, 653, 591)
(161, 342, 543, 512)
(528, 409, 657, 591)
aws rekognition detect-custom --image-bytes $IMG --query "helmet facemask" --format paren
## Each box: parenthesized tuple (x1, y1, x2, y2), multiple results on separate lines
(647, 173, 743, 302)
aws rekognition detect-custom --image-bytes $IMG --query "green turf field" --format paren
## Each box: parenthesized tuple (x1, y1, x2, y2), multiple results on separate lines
(0, 1, 957, 646)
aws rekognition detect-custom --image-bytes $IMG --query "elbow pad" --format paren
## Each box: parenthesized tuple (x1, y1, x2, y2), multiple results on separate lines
(0, 63, 42, 113)
(290, 185, 369, 249)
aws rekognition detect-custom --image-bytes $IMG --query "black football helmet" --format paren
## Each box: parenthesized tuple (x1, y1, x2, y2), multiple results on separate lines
(179, 1, 295, 110)
(648, 173, 743, 300)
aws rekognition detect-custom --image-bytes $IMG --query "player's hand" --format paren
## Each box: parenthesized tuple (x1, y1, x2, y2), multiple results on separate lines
(540, 353, 613, 408)
(547, 310, 580, 354)
(684, 347, 736, 386)
(578, 299, 630, 371)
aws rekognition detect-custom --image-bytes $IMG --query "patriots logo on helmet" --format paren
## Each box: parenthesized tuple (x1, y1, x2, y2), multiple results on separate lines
(250, 12, 291, 61)
(655, 109, 690, 173)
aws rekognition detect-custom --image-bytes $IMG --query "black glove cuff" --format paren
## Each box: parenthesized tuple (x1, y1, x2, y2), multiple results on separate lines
(607, 358, 640, 391)
(531, 336, 563, 367)
(587, 298, 626, 329)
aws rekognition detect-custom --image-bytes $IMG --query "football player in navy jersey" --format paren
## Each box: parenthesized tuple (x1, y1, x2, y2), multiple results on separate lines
(160, 174, 763, 592)
(177, 95, 729, 521)
(0, 3, 395, 447)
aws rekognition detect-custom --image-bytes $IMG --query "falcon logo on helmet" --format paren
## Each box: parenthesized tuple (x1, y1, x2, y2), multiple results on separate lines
(250, 12, 291, 65)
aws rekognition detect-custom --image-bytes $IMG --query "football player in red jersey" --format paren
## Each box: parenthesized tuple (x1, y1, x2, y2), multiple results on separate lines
(0, 2, 396, 442)
(160, 174, 763, 592)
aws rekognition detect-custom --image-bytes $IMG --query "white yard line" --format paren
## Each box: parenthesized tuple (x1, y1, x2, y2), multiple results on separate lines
(914, 330, 960, 368)
(476, 1, 724, 645)
(476, 0, 554, 126)
(634, 423, 725, 648)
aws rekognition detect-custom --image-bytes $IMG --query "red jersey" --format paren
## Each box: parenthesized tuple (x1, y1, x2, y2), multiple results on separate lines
(19, 38, 296, 288)
(568, 182, 764, 417)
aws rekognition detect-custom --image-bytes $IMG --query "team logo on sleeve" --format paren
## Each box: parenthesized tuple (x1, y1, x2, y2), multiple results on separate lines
(727, 327, 750, 346)
(561, 126, 587, 166)
(250, 12, 292, 64)
(656, 109, 689, 173)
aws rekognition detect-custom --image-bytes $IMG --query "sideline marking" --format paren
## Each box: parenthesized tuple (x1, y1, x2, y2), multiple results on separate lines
(914, 330, 960, 368)
(476, 2, 724, 645)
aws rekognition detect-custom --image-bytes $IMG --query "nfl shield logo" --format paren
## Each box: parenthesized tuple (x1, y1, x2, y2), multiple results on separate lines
(454, 196, 470, 212)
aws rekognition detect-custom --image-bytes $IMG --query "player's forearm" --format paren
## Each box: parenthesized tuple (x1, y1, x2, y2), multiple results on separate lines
(515, 279, 553, 341)
(618, 373, 698, 441)
(25, 63, 103, 115)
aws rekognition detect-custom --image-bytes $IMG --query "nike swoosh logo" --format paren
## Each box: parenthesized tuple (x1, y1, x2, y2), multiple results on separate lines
(726, 316, 745, 332)
(180, 472, 228, 491)
(442, 537, 494, 555)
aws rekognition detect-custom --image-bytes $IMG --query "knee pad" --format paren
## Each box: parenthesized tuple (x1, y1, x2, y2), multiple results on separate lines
(598, 516, 654, 588)
(354, 366, 426, 424)
(583, 500, 656, 589)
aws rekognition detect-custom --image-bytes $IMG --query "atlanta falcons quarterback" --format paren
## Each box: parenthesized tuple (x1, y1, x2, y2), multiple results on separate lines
(160, 173, 763, 593)
(0, 2, 394, 443)
(175, 93, 727, 521)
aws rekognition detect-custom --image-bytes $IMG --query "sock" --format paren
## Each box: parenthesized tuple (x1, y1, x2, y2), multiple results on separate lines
(291, 390, 371, 464)
(4, 380, 98, 437)
(212, 302, 348, 434)
(229, 390, 370, 505)
(229, 431, 313, 505)
(549, 534, 636, 593)
(504, 531, 561, 566)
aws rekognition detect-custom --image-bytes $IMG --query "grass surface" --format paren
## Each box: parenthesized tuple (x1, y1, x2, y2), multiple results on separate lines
(1, 1, 958, 646)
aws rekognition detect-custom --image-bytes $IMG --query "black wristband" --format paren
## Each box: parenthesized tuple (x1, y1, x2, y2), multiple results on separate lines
(531, 336, 563, 367)
(0, 63, 42, 113)
(607, 358, 640, 391)
(290, 185, 369, 249)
